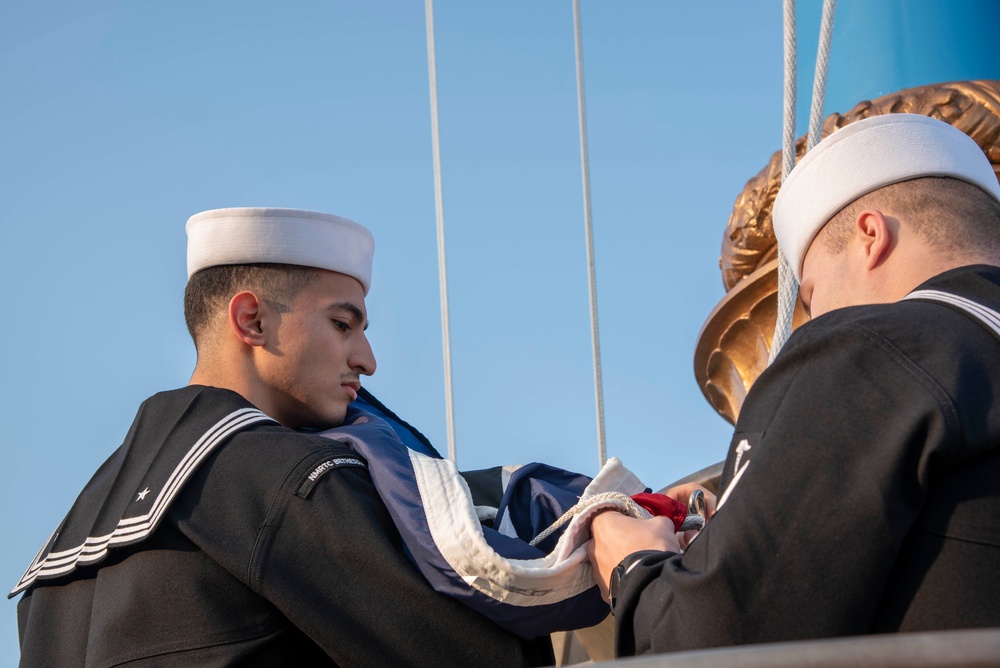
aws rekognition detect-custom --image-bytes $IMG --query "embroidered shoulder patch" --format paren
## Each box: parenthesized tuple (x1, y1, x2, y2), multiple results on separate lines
(295, 455, 367, 498)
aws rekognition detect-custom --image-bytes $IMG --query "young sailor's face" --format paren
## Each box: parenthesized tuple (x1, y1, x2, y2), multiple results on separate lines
(259, 269, 376, 429)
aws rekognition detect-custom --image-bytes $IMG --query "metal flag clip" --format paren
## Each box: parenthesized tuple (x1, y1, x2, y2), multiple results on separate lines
(679, 489, 707, 531)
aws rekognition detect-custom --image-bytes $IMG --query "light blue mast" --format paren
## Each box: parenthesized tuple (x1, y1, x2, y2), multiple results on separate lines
(794, 0, 1000, 135)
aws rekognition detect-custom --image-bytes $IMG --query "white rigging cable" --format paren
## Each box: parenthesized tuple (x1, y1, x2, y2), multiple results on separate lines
(770, 0, 799, 364)
(424, 0, 457, 461)
(572, 0, 608, 469)
(808, 0, 837, 152)
(781, 0, 798, 182)
(770, 0, 836, 363)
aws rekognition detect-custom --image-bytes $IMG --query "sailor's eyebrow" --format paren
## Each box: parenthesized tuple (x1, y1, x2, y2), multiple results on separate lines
(328, 301, 369, 331)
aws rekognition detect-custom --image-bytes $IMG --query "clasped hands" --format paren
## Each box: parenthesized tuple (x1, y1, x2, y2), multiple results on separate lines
(587, 483, 717, 600)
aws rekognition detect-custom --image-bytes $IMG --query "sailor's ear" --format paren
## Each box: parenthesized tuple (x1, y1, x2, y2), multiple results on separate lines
(229, 291, 267, 347)
(855, 208, 893, 272)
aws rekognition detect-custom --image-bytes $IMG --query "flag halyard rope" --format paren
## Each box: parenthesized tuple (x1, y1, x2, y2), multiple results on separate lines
(572, 0, 608, 469)
(424, 0, 458, 461)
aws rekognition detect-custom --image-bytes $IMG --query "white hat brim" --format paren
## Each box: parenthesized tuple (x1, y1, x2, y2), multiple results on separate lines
(186, 207, 375, 294)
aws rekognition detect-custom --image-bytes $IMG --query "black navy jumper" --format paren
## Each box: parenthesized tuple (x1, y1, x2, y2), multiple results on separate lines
(14, 386, 552, 667)
(615, 265, 1000, 656)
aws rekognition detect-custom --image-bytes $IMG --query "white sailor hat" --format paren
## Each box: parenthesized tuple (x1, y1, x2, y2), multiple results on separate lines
(185, 207, 375, 295)
(772, 113, 1000, 282)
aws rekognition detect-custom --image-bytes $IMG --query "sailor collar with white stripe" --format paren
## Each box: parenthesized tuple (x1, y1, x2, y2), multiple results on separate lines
(10, 388, 276, 598)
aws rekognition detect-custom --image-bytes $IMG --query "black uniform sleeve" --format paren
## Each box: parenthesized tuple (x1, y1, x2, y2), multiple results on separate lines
(179, 431, 548, 667)
(614, 318, 960, 655)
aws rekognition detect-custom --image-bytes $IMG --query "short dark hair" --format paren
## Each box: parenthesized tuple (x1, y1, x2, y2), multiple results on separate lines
(183, 263, 317, 346)
(824, 176, 1000, 257)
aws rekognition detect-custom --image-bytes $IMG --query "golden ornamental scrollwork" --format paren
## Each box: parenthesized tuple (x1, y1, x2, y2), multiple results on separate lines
(698, 80, 1000, 424)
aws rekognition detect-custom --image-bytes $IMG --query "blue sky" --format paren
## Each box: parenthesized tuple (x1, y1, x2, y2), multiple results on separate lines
(2, 1, 997, 662)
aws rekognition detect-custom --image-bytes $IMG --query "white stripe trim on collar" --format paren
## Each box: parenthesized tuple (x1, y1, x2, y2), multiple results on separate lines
(11, 408, 273, 597)
(903, 289, 1000, 338)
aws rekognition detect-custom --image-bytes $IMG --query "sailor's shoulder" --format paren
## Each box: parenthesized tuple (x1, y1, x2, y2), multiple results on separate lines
(225, 422, 359, 462)
(789, 294, 983, 352)
(206, 422, 366, 494)
(809, 297, 935, 328)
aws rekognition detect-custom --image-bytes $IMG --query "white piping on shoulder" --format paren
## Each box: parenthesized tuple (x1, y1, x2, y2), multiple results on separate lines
(903, 289, 1000, 337)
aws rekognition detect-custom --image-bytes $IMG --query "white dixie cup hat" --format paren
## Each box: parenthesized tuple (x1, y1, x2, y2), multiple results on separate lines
(772, 113, 1000, 282)
(185, 207, 375, 294)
